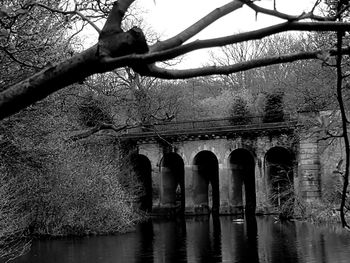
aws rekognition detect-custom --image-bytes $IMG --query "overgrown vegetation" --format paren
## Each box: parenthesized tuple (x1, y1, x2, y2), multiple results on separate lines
(229, 96, 252, 125)
(0, 4, 149, 260)
(3, 0, 350, 260)
(263, 92, 285, 123)
(268, 162, 350, 225)
(0, 92, 145, 262)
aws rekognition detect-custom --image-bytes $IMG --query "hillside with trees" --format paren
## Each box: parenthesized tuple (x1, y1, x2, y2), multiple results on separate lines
(2, 0, 350, 261)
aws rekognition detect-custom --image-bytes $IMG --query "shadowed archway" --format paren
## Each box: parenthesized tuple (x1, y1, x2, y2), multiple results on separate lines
(160, 152, 185, 210)
(265, 147, 294, 208)
(130, 154, 153, 212)
(228, 149, 256, 214)
(192, 151, 219, 214)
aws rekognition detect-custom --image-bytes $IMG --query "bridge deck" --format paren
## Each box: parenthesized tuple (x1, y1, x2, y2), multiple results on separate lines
(121, 115, 298, 140)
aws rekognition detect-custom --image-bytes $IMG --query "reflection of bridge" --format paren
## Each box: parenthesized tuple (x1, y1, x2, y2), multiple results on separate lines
(120, 115, 321, 215)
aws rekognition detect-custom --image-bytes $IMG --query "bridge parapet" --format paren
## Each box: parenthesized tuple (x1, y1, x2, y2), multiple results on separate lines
(122, 114, 298, 140)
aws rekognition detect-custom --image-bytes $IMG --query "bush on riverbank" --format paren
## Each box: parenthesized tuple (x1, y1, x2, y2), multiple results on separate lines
(0, 104, 145, 262)
(270, 173, 349, 225)
(29, 140, 144, 237)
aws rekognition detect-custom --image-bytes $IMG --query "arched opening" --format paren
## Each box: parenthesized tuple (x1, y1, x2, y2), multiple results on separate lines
(160, 153, 185, 210)
(228, 149, 256, 214)
(265, 147, 294, 209)
(130, 154, 153, 212)
(192, 151, 219, 213)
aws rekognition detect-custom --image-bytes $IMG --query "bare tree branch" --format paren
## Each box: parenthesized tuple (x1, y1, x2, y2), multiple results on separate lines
(103, 22, 350, 68)
(150, 0, 244, 52)
(336, 30, 350, 230)
(99, 0, 136, 37)
(31, 2, 101, 33)
(2, 1, 350, 121)
(69, 122, 129, 141)
(2, 48, 42, 70)
(136, 47, 350, 79)
(243, 0, 330, 21)
(311, 0, 322, 14)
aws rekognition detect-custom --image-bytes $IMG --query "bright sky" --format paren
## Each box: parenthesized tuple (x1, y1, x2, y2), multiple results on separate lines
(81, 0, 319, 67)
(138, 0, 318, 68)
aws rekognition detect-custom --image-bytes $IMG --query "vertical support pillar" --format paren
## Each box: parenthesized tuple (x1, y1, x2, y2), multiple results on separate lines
(211, 171, 220, 215)
(299, 132, 321, 200)
(219, 166, 230, 214)
(229, 164, 244, 214)
(160, 167, 177, 205)
(244, 166, 256, 215)
(192, 165, 209, 206)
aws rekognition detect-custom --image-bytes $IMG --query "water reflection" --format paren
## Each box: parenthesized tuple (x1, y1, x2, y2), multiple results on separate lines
(187, 216, 222, 262)
(246, 216, 259, 263)
(135, 221, 154, 263)
(11, 216, 350, 263)
(267, 219, 299, 263)
(153, 218, 187, 262)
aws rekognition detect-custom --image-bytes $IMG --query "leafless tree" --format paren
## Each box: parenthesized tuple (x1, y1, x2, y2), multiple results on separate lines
(2, 0, 350, 227)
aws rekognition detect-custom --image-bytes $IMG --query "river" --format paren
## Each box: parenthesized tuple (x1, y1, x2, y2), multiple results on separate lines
(11, 216, 350, 263)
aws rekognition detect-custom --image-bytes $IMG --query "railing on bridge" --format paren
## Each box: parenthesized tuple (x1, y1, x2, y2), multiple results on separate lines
(125, 113, 297, 135)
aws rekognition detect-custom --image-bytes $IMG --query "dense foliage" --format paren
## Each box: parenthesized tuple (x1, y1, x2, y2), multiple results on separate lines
(229, 96, 252, 125)
(2, 1, 350, 261)
(0, 92, 144, 261)
(263, 92, 284, 123)
(0, 2, 144, 261)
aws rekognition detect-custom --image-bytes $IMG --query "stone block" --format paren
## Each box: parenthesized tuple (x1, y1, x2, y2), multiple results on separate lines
(299, 164, 319, 170)
(301, 190, 321, 199)
(299, 142, 318, 149)
(300, 159, 320, 165)
(299, 148, 318, 154)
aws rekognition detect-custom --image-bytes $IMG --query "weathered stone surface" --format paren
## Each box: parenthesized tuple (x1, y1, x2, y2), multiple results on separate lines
(126, 128, 323, 215)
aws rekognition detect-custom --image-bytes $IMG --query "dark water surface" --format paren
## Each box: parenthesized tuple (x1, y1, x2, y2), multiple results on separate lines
(12, 216, 350, 263)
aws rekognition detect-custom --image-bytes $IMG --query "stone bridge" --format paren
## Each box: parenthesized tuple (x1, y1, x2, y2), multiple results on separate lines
(120, 115, 320, 215)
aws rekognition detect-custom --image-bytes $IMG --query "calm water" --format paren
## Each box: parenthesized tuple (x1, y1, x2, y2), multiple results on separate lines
(11, 216, 350, 263)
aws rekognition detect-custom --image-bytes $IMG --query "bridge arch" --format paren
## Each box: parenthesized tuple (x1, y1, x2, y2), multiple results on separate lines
(265, 146, 294, 208)
(190, 146, 222, 166)
(228, 148, 256, 214)
(129, 153, 153, 212)
(224, 143, 256, 167)
(160, 152, 185, 209)
(192, 150, 220, 214)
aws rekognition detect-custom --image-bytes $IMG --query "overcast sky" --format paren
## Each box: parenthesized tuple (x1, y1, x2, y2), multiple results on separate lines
(141, 0, 316, 38)
(138, 0, 319, 68)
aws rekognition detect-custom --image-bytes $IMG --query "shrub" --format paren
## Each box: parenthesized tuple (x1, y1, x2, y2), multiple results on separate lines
(31, 139, 144, 236)
(263, 92, 284, 123)
(229, 96, 251, 125)
(77, 94, 113, 127)
(0, 133, 144, 261)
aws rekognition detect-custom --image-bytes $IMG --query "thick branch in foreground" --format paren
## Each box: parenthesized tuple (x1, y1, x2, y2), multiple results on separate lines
(3, 0, 350, 120)
(103, 22, 350, 69)
(150, 0, 244, 52)
(0, 26, 148, 120)
(140, 47, 350, 79)
(336, 30, 350, 229)
(0, 47, 99, 120)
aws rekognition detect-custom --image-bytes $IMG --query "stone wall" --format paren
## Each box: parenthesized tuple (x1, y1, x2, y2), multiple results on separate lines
(298, 132, 321, 200)
(135, 130, 305, 215)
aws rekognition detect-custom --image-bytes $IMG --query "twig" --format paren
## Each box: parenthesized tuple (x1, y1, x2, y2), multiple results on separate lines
(244, 1, 330, 21)
(30, 2, 101, 33)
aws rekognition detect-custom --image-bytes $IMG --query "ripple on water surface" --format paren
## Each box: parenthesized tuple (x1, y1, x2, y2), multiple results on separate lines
(11, 216, 350, 263)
